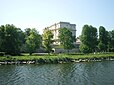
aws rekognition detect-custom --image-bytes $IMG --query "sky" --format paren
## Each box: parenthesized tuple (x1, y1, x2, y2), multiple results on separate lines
(0, 0, 114, 37)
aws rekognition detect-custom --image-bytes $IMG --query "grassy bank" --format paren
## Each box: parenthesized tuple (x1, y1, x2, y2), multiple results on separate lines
(0, 53, 114, 64)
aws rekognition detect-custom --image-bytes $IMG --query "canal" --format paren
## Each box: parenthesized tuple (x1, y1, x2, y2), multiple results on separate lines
(0, 61, 114, 85)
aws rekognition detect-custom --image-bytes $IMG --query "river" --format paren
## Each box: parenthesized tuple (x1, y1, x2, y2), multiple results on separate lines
(0, 61, 114, 85)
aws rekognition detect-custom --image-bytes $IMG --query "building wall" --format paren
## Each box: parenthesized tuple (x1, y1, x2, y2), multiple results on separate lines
(47, 22, 76, 42)
(44, 22, 78, 53)
(53, 48, 80, 53)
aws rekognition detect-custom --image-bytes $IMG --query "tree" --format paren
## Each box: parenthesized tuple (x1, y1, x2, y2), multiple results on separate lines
(0, 29, 2, 50)
(0, 24, 23, 55)
(108, 30, 114, 51)
(98, 26, 108, 52)
(98, 42, 106, 52)
(58, 27, 75, 53)
(42, 28, 53, 53)
(0, 25, 5, 52)
(26, 28, 41, 55)
(80, 44, 91, 53)
(18, 28, 26, 52)
(25, 28, 31, 37)
(80, 25, 97, 53)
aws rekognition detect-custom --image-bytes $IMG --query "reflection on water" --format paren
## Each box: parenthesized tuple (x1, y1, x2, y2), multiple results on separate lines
(0, 61, 114, 85)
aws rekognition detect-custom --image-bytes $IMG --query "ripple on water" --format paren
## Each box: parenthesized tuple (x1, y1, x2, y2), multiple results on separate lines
(0, 61, 114, 85)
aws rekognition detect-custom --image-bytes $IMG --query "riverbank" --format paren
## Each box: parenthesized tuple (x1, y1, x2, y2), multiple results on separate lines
(0, 53, 114, 65)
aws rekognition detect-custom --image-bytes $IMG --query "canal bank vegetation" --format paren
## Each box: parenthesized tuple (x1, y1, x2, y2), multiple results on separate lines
(80, 25, 114, 53)
(0, 53, 114, 65)
(0, 24, 114, 65)
(0, 24, 114, 55)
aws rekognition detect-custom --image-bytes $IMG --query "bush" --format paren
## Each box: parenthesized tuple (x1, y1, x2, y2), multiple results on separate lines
(80, 44, 92, 53)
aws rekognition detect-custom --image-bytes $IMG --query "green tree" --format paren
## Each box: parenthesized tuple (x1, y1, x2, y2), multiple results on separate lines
(0, 24, 23, 55)
(108, 30, 114, 51)
(0, 25, 5, 52)
(58, 27, 75, 53)
(42, 28, 53, 53)
(98, 26, 108, 52)
(17, 28, 26, 52)
(98, 42, 106, 52)
(26, 28, 41, 55)
(80, 44, 91, 53)
(0, 29, 2, 48)
(25, 28, 31, 37)
(80, 25, 98, 53)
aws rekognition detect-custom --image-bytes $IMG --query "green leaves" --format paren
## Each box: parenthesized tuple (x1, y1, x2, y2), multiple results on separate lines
(80, 25, 114, 53)
(26, 28, 42, 55)
(98, 26, 108, 52)
(58, 27, 75, 51)
(42, 29, 53, 53)
(80, 25, 98, 53)
(80, 44, 92, 54)
(0, 24, 23, 55)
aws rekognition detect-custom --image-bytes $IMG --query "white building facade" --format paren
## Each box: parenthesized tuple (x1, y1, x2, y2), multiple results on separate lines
(44, 22, 78, 53)
(46, 22, 76, 45)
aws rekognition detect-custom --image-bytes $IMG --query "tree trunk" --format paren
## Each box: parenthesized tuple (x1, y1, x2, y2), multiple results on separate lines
(29, 52, 32, 55)
(67, 50, 69, 54)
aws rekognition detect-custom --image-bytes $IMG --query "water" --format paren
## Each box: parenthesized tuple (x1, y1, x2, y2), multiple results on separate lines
(0, 61, 114, 85)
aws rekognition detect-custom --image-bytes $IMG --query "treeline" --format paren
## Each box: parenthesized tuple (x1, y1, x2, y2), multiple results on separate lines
(80, 25, 114, 53)
(0, 24, 114, 55)
(0, 24, 76, 56)
(0, 24, 43, 55)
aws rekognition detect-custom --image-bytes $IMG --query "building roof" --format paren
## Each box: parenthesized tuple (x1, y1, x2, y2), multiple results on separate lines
(46, 21, 76, 29)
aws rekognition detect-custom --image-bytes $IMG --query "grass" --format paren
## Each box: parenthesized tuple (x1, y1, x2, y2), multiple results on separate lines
(0, 52, 114, 62)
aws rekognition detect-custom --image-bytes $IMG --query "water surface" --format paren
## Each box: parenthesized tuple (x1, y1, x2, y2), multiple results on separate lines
(0, 61, 114, 85)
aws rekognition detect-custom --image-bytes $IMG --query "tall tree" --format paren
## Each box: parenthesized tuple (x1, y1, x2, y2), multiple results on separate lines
(42, 28, 53, 53)
(0, 25, 5, 52)
(58, 27, 75, 53)
(0, 24, 23, 55)
(98, 26, 108, 52)
(17, 28, 26, 52)
(25, 28, 31, 37)
(26, 28, 41, 55)
(108, 30, 114, 51)
(80, 25, 97, 53)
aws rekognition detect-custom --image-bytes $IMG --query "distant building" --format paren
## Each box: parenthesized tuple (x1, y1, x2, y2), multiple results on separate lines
(76, 38, 81, 50)
(44, 21, 79, 53)
(46, 21, 76, 45)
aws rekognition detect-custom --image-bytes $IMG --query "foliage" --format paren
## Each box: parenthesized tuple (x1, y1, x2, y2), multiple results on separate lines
(0, 24, 23, 55)
(58, 27, 75, 52)
(80, 44, 92, 53)
(42, 28, 53, 53)
(1, 53, 114, 63)
(98, 26, 108, 51)
(26, 28, 42, 55)
(80, 25, 97, 53)
(0, 23, 114, 55)
(98, 42, 106, 52)
(25, 28, 31, 37)
(108, 30, 114, 51)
